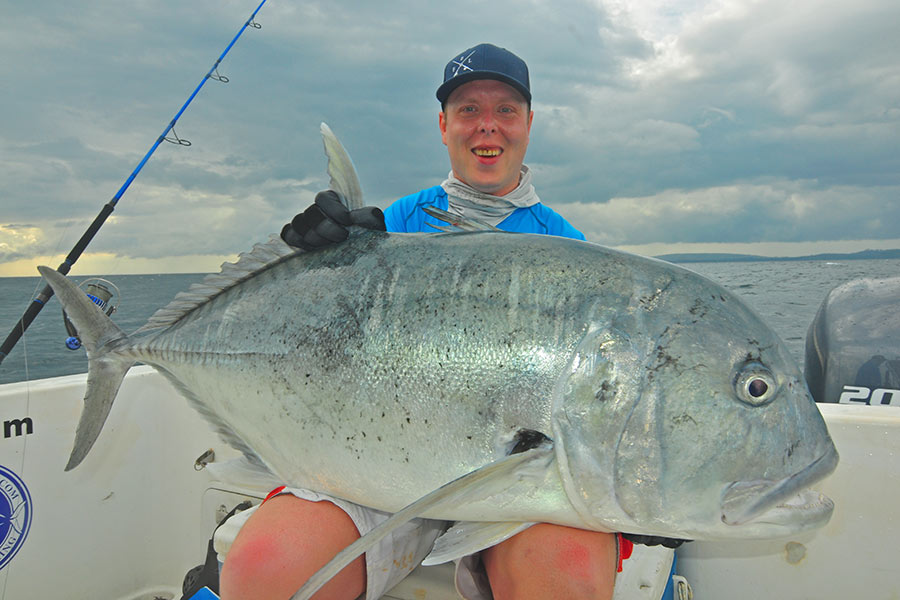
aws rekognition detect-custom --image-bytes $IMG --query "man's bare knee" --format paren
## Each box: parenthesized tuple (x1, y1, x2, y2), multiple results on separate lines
(483, 523, 616, 600)
(219, 495, 365, 600)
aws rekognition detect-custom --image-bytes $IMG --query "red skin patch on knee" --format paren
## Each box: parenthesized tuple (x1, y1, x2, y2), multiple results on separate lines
(554, 540, 594, 581)
(225, 536, 284, 577)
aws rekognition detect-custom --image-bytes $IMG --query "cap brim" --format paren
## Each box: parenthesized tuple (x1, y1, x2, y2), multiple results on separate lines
(436, 71, 531, 104)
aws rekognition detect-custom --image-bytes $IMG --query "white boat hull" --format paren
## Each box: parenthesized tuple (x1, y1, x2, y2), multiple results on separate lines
(0, 368, 897, 599)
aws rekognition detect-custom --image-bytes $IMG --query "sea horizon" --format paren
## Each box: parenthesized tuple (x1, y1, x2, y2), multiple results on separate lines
(2, 247, 899, 279)
(2, 257, 899, 385)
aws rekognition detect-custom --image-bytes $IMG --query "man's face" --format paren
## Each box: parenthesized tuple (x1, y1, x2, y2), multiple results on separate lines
(439, 79, 534, 196)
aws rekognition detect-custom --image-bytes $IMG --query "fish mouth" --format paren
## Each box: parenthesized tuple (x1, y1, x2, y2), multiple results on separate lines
(721, 444, 839, 528)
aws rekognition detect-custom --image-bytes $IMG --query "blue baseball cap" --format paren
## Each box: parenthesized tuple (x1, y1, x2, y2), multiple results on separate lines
(436, 43, 531, 105)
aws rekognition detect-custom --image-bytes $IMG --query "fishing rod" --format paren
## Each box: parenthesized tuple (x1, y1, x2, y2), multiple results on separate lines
(0, 0, 269, 367)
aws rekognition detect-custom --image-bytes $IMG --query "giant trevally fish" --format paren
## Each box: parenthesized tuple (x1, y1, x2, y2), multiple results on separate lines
(41, 125, 837, 558)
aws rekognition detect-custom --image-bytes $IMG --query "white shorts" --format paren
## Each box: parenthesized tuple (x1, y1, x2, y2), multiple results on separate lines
(213, 486, 447, 600)
(455, 552, 494, 600)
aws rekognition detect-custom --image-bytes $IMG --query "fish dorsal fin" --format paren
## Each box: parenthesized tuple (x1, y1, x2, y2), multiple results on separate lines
(422, 205, 501, 232)
(290, 442, 555, 600)
(135, 236, 296, 333)
(137, 124, 361, 334)
(321, 123, 364, 210)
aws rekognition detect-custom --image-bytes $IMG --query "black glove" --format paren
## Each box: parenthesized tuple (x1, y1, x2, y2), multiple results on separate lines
(281, 190, 386, 250)
(622, 533, 690, 549)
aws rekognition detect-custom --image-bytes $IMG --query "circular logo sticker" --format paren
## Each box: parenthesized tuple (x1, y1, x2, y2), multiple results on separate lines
(0, 465, 32, 570)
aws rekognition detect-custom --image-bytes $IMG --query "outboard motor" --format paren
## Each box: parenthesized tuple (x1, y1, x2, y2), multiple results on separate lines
(805, 276, 900, 405)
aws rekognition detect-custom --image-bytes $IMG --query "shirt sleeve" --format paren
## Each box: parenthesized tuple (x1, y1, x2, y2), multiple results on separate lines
(499, 204, 586, 240)
(383, 201, 408, 233)
(383, 187, 447, 233)
(553, 217, 586, 241)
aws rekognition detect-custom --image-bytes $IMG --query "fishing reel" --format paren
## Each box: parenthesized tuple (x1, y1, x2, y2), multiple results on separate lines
(62, 278, 121, 350)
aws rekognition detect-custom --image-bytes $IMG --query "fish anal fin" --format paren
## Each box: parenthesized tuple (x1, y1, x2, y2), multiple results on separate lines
(422, 521, 536, 566)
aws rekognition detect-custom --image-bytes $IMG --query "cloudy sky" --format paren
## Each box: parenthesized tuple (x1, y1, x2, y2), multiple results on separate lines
(1, 0, 898, 276)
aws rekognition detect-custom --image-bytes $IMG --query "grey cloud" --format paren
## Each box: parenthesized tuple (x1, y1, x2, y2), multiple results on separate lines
(2, 0, 899, 272)
(560, 181, 900, 246)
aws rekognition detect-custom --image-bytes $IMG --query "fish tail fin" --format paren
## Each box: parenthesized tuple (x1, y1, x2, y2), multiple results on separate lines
(37, 266, 134, 471)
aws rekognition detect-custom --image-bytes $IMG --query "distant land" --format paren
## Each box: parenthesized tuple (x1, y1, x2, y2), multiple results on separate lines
(656, 248, 900, 263)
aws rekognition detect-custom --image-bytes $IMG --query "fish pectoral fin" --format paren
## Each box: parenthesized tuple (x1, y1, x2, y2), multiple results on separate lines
(422, 206, 501, 232)
(289, 442, 554, 600)
(422, 521, 536, 566)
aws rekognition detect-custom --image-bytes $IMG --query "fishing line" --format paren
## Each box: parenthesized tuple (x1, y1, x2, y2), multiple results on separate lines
(11, 219, 75, 384)
(0, 0, 269, 367)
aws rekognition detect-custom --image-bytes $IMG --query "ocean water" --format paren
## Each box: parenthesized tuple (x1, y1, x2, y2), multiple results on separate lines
(1, 259, 898, 385)
(684, 258, 900, 361)
(0, 273, 205, 385)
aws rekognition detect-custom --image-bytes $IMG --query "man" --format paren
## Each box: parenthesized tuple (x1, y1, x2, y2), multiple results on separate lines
(219, 43, 619, 600)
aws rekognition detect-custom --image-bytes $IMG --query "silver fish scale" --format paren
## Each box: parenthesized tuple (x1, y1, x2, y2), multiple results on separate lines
(129, 231, 653, 519)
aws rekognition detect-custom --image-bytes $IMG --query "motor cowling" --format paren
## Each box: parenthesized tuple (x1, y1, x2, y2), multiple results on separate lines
(805, 276, 900, 405)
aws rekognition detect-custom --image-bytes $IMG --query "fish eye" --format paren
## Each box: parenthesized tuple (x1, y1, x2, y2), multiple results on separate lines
(748, 378, 768, 397)
(734, 363, 778, 406)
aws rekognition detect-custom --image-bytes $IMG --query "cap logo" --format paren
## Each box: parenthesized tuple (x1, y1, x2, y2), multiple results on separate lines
(450, 49, 477, 78)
